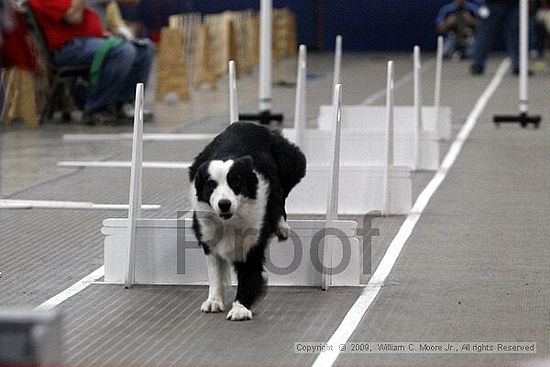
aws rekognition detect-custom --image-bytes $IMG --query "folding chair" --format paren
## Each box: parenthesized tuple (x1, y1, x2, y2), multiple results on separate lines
(21, 2, 90, 123)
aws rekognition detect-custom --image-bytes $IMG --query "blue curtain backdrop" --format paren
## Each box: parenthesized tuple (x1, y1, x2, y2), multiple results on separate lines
(120, 0, 492, 52)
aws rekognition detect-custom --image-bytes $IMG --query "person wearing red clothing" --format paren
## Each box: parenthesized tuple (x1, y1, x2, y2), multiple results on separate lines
(28, 0, 154, 124)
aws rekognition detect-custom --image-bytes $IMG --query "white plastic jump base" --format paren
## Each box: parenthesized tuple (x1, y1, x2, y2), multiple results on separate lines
(285, 164, 411, 215)
(284, 127, 439, 171)
(317, 105, 452, 141)
(102, 217, 363, 287)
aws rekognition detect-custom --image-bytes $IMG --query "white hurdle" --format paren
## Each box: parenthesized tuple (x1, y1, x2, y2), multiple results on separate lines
(285, 58, 411, 215)
(102, 82, 363, 288)
(313, 46, 440, 171)
(317, 39, 452, 142)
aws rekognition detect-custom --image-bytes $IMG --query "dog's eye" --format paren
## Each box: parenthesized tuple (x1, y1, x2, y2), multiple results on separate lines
(206, 179, 217, 190)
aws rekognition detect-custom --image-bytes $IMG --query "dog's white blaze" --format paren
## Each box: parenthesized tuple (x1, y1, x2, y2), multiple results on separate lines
(208, 160, 238, 215)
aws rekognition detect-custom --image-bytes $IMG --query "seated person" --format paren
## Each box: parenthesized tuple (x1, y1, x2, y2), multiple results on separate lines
(28, 0, 154, 124)
(436, 0, 480, 59)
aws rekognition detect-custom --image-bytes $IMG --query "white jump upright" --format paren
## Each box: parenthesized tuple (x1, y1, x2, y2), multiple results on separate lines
(259, 0, 272, 113)
(124, 83, 145, 288)
(434, 36, 443, 135)
(413, 45, 423, 171)
(321, 83, 342, 290)
(229, 60, 239, 123)
(332, 35, 342, 101)
(294, 45, 307, 147)
(383, 61, 395, 216)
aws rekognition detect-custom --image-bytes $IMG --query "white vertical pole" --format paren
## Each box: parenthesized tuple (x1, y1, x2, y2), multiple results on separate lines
(413, 45, 423, 170)
(322, 83, 342, 291)
(434, 36, 443, 123)
(229, 60, 239, 123)
(259, 0, 272, 112)
(383, 61, 394, 216)
(519, 0, 528, 114)
(294, 45, 307, 147)
(332, 35, 342, 101)
(125, 83, 144, 288)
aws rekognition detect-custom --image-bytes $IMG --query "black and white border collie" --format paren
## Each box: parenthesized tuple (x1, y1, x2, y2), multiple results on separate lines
(189, 122, 306, 321)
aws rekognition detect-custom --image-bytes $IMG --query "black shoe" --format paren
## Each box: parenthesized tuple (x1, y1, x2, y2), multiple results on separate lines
(512, 68, 534, 76)
(82, 109, 116, 125)
(470, 64, 484, 75)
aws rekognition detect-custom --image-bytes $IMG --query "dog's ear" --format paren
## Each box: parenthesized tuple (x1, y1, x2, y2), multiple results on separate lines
(190, 161, 209, 186)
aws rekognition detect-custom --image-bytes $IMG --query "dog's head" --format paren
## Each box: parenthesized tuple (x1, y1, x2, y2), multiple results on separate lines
(191, 156, 258, 220)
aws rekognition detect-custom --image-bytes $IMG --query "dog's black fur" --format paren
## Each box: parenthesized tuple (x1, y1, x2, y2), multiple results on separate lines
(189, 122, 306, 312)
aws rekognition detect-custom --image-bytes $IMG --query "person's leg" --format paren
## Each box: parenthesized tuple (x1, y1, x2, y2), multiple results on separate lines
(85, 42, 137, 112)
(53, 37, 103, 66)
(504, 2, 520, 72)
(116, 42, 154, 104)
(443, 33, 456, 58)
(471, 2, 507, 72)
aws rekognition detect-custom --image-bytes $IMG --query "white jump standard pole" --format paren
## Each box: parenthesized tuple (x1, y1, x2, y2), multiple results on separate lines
(229, 60, 239, 124)
(294, 45, 307, 147)
(493, 0, 541, 128)
(239, 0, 284, 126)
(124, 83, 145, 288)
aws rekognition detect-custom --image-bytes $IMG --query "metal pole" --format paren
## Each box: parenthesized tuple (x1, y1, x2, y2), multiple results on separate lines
(259, 0, 272, 112)
(519, 0, 528, 114)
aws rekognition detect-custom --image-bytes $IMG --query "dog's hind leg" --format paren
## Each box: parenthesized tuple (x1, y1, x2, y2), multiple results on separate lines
(276, 216, 290, 241)
(201, 254, 227, 313)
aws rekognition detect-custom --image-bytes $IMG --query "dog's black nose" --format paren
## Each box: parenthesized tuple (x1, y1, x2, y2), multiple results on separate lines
(218, 199, 232, 213)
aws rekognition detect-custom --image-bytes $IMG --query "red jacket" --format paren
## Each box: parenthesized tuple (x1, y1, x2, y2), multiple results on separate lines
(28, 0, 104, 52)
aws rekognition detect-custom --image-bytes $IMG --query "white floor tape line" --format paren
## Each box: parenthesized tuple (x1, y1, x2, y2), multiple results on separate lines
(0, 199, 160, 210)
(62, 133, 217, 142)
(311, 58, 510, 367)
(34, 266, 105, 311)
(57, 161, 191, 169)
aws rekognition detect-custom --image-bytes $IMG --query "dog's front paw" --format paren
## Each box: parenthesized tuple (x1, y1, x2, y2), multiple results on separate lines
(226, 301, 252, 321)
(276, 218, 290, 242)
(201, 298, 225, 313)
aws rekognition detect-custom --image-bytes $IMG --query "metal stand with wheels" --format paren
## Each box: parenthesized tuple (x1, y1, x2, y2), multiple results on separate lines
(493, 0, 541, 128)
(239, 0, 284, 126)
